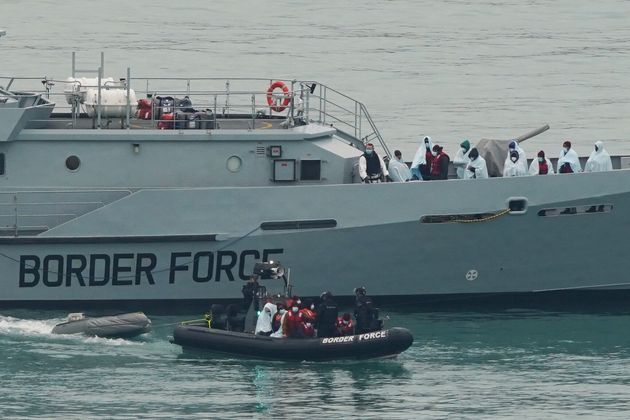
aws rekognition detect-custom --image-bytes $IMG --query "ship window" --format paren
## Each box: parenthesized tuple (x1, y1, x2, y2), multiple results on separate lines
(65, 155, 80, 171)
(0, 153, 5, 175)
(300, 160, 321, 181)
(538, 204, 612, 217)
(508, 197, 527, 214)
(260, 219, 337, 230)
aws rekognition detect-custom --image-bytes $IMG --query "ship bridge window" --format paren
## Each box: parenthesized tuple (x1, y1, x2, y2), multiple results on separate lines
(538, 204, 613, 217)
(300, 160, 321, 181)
(260, 219, 337, 230)
(65, 155, 80, 171)
(0, 153, 5, 175)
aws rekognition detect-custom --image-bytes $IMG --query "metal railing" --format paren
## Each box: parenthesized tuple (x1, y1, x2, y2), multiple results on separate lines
(0, 53, 391, 156)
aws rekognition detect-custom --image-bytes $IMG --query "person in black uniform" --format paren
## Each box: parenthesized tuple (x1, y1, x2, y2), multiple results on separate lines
(315, 291, 339, 338)
(241, 275, 260, 311)
(354, 287, 382, 334)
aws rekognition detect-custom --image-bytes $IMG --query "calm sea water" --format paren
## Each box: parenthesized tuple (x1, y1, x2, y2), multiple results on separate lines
(1, 0, 630, 158)
(2, 0, 630, 418)
(3, 308, 630, 419)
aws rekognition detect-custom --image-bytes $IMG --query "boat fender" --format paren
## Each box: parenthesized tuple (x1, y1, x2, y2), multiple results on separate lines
(266, 81, 291, 112)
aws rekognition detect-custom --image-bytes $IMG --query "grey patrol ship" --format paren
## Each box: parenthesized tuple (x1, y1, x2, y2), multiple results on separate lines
(0, 53, 628, 309)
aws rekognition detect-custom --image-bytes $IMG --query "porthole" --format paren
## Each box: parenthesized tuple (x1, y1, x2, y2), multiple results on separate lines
(65, 155, 80, 171)
(226, 155, 242, 173)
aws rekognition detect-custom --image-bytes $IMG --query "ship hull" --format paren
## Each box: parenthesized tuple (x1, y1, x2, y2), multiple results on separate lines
(1, 170, 629, 308)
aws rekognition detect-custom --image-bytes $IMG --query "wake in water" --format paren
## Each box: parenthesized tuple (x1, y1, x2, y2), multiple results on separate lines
(0, 314, 144, 346)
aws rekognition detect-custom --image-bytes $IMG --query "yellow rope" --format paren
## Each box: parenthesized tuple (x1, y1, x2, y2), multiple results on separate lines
(453, 208, 511, 224)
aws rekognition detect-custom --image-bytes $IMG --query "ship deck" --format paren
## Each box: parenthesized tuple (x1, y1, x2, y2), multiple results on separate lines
(38, 113, 289, 130)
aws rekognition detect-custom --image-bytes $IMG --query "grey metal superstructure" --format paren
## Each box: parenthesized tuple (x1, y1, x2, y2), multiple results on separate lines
(1, 55, 629, 307)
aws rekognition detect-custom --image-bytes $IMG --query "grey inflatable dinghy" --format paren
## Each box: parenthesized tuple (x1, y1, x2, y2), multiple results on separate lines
(52, 312, 152, 338)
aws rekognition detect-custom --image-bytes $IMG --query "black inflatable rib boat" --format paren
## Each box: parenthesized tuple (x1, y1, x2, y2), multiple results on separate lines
(172, 324, 413, 361)
(172, 261, 413, 361)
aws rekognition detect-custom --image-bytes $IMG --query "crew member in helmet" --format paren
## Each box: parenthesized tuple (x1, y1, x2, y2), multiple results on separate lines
(336, 313, 355, 336)
(358, 143, 388, 183)
(354, 287, 382, 334)
(464, 148, 488, 179)
(241, 274, 260, 311)
(585, 141, 613, 172)
(558, 140, 581, 173)
(283, 300, 305, 338)
(429, 144, 450, 180)
(316, 291, 339, 338)
(528, 150, 554, 175)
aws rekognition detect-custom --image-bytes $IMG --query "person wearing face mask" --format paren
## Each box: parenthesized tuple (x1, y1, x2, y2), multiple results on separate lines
(410, 136, 434, 180)
(429, 144, 450, 180)
(255, 302, 277, 336)
(505, 140, 528, 175)
(358, 142, 388, 183)
(528, 150, 554, 175)
(558, 140, 582, 173)
(585, 141, 613, 172)
(388, 149, 411, 182)
(299, 299, 317, 338)
(453, 140, 472, 179)
(464, 147, 488, 179)
(315, 291, 339, 338)
(283, 299, 306, 338)
(270, 303, 287, 338)
(503, 150, 527, 177)
(336, 313, 355, 336)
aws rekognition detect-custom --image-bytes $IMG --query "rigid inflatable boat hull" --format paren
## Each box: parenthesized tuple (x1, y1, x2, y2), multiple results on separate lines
(52, 312, 152, 338)
(172, 326, 413, 361)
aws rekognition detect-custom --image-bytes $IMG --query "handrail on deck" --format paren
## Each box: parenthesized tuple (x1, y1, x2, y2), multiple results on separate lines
(0, 53, 391, 157)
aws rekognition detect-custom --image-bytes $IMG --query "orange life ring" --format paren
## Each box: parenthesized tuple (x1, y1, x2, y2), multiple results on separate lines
(266, 81, 291, 112)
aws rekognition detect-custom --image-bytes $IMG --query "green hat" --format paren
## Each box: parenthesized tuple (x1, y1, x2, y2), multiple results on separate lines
(460, 140, 471, 151)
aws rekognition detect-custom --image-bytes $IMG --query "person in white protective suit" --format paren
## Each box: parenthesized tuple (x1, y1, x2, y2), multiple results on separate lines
(388, 149, 411, 182)
(584, 141, 613, 172)
(529, 150, 555, 175)
(505, 140, 528, 175)
(255, 302, 277, 336)
(503, 150, 528, 177)
(557, 140, 582, 173)
(410, 136, 434, 180)
(464, 147, 488, 179)
(453, 139, 472, 179)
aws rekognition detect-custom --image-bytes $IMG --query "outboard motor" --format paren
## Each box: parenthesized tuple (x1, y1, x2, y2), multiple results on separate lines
(226, 304, 245, 332)
(209, 304, 227, 330)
